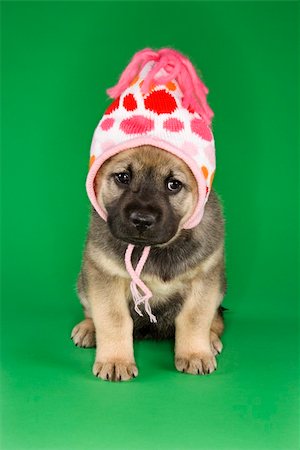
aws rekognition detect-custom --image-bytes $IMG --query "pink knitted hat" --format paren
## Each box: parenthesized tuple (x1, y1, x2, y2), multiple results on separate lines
(86, 48, 216, 322)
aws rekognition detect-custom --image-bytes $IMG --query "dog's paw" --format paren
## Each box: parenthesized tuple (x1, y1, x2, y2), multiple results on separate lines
(93, 360, 138, 381)
(175, 351, 217, 375)
(210, 331, 223, 356)
(71, 319, 96, 348)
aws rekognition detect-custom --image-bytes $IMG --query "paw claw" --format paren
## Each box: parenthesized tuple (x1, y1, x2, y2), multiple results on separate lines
(93, 361, 138, 382)
(71, 319, 96, 348)
(175, 352, 217, 375)
(210, 332, 223, 356)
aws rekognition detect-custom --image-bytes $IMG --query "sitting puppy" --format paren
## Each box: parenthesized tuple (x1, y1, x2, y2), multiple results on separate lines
(71, 48, 226, 381)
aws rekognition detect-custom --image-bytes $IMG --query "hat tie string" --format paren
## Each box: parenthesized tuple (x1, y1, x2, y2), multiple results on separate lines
(124, 244, 157, 323)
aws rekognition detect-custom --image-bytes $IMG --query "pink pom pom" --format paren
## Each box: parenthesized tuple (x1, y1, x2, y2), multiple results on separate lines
(106, 48, 214, 126)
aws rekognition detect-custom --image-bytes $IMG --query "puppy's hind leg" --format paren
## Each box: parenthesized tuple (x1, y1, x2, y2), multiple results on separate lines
(210, 307, 225, 356)
(71, 271, 96, 348)
(71, 318, 96, 348)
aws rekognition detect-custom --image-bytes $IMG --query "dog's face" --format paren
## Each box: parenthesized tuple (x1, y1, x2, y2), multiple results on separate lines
(94, 145, 198, 246)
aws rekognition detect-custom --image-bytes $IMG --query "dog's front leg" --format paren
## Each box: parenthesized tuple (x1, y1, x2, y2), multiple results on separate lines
(175, 276, 222, 375)
(88, 266, 137, 382)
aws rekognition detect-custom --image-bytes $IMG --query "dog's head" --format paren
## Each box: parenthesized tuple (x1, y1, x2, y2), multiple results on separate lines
(94, 145, 198, 246)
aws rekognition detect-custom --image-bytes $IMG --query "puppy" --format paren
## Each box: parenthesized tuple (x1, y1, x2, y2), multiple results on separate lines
(71, 144, 226, 381)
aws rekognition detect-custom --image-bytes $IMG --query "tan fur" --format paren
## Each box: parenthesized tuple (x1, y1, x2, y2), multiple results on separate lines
(71, 318, 95, 347)
(84, 257, 137, 381)
(86, 237, 223, 307)
(72, 145, 226, 381)
(175, 278, 222, 374)
(73, 239, 224, 378)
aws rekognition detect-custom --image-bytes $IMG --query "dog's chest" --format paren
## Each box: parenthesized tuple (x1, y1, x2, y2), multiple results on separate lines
(89, 243, 186, 304)
(141, 274, 185, 305)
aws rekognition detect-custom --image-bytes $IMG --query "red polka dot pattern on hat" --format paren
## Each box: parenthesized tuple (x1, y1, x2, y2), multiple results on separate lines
(105, 97, 120, 115)
(144, 90, 177, 115)
(123, 93, 137, 111)
(163, 118, 184, 132)
(120, 115, 154, 135)
(100, 118, 114, 131)
(191, 118, 213, 141)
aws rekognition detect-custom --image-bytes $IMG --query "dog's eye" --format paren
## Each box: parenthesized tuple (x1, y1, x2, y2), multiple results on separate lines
(166, 178, 182, 193)
(114, 171, 131, 185)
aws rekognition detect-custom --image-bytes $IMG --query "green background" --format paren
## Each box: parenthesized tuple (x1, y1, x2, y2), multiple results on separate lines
(1, 1, 299, 449)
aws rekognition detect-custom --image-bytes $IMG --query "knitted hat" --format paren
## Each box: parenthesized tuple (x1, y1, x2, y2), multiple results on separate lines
(86, 48, 216, 322)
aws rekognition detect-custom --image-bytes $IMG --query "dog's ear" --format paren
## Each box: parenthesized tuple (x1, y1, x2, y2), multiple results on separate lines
(94, 168, 107, 214)
(94, 155, 123, 214)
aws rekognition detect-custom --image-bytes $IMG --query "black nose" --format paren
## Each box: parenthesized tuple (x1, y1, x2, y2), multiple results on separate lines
(129, 211, 156, 232)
